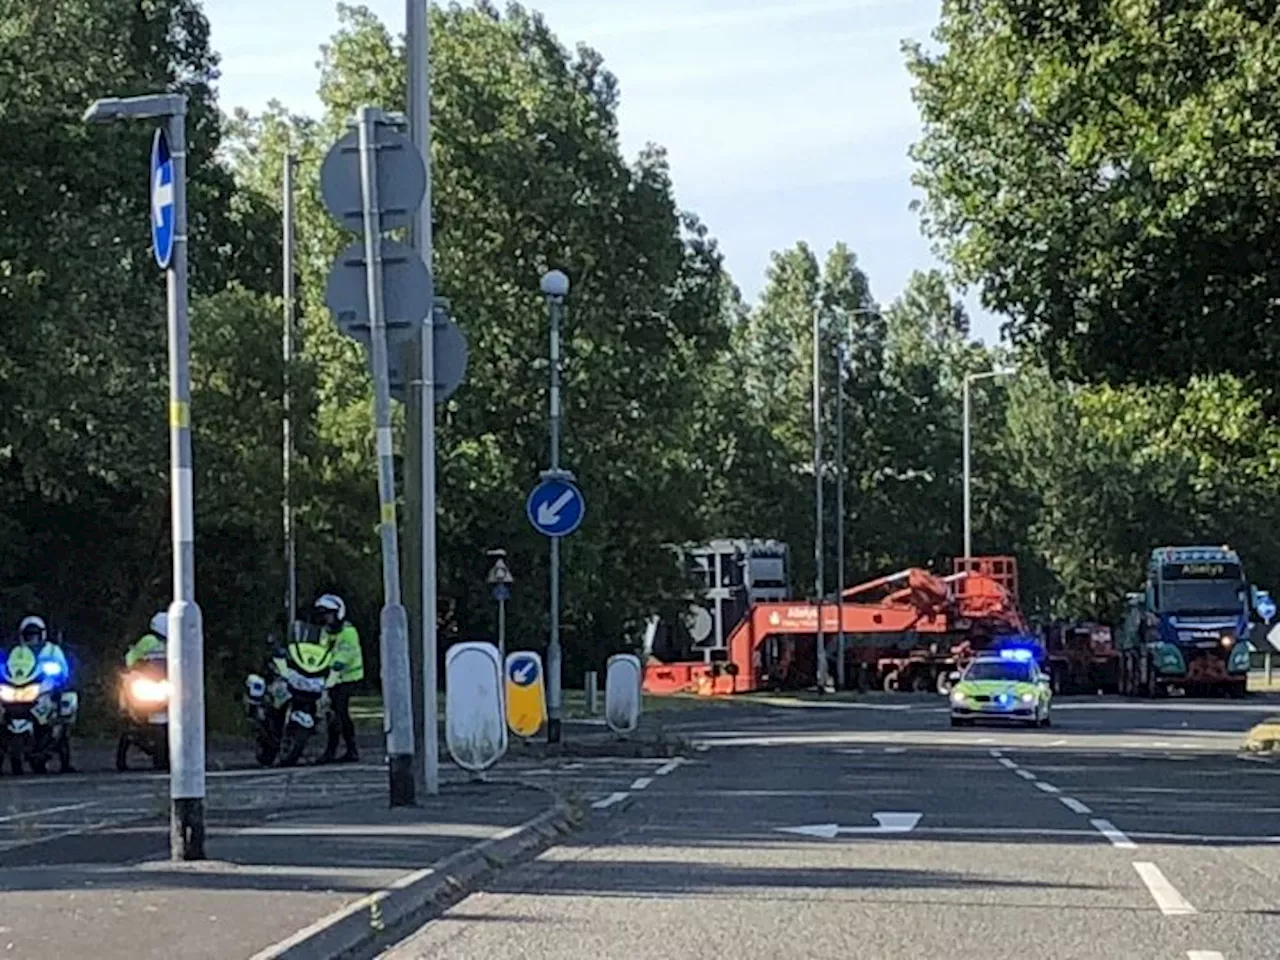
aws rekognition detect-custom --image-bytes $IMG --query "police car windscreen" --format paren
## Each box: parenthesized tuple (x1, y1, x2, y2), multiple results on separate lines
(964, 660, 1032, 682)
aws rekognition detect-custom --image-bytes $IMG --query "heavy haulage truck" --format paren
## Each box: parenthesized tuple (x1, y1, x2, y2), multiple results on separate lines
(1118, 545, 1255, 697)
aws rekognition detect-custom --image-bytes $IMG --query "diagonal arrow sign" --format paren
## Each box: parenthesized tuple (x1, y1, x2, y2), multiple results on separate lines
(775, 812, 922, 839)
(536, 488, 575, 527)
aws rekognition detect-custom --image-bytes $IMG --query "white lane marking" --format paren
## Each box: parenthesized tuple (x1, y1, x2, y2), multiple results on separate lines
(836, 748, 865, 755)
(1034, 781, 1060, 794)
(1134, 861, 1196, 915)
(0, 801, 96, 824)
(976, 737, 994, 744)
(591, 792, 629, 809)
(1092, 818, 1137, 849)
(883, 747, 907, 754)
(1060, 797, 1093, 815)
(997, 757, 1017, 769)
(654, 759, 682, 776)
(1187, 952, 1225, 960)
(1015, 768, 1037, 780)
(1048, 739, 1068, 746)
(630, 777, 653, 790)
(988, 749, 1003, 758)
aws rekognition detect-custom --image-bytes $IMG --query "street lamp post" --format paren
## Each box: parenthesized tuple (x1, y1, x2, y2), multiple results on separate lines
(812, 302, 827, 690)
(540, 269, 570, 743)
(962, 368, 1015, 559)
(84, 93, 205, 860)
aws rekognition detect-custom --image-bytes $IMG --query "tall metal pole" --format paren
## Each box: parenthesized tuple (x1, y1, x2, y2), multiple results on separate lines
(835, 337, 845, 691)
(282, 152, 297, 629)
(812, 302, 826, 689)
(357, 106, 415, 806)
(166, 104, 206, 860)
(962, 375, 972, 560)
(497, 595, 506, 661)
(407, 0, 439, 797)
(546, 285, 566, 742)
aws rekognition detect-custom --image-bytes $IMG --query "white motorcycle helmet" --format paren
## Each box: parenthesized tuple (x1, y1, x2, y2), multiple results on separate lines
(150, 611, 169, 640)
(18, 615, 46, 643)
(314, 594, 346, 623)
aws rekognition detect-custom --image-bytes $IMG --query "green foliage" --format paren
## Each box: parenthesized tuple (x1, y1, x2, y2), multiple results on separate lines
(906, 0, 1280, 387)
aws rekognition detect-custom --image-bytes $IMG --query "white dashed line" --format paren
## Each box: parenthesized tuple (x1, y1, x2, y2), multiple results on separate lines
(1091, 818, 1137, 849)
(1060, 797, 1093, 815)
(988, 749, 1003, 758)
(1187, 952, 1224, 960)
(1034, 781, 1060, 794)
(630, 777, 653, 790)
(884, 747, 907, 754)
(654, 759, 682, 776)
(1134, 861, 1196, 915)
(591, 792, 629, 809)
(1015, 769, 1037, 781)
(997, 757, 1018, 769)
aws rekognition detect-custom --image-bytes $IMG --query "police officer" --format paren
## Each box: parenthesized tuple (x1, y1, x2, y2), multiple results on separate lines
(126, 612, 168, 668)
(313, 594, 362, 764)
(16, 615, 74, 772)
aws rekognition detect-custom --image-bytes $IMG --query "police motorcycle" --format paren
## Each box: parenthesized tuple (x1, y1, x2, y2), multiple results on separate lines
(245, 621, 339, 767)
(0, 637, 77, 775)
(116, 650, 170, 771)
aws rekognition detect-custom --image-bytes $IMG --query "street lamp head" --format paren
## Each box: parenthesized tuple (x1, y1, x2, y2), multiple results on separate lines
(540, 269, 570, 298)
(83, 93, 186, 124)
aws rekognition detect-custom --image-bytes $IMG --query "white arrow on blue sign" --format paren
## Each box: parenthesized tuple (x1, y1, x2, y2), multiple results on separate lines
(526, 477, 585, 538)
(508, 653, 540, 687)
(1258, 593, 1276, 624)
(150, 127, 175, 270)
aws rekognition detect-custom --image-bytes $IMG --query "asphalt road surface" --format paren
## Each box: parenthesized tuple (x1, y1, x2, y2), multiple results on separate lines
(382, 695, 1280, 960)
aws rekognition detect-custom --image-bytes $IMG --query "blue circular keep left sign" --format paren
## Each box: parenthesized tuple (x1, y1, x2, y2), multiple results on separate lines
(508, 655, 539, 687)
(150, 127, 175, 270)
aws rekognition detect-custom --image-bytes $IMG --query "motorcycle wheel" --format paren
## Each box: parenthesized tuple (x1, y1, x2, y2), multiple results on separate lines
(278, 729, 308, 768)
(8, 741, 24, 776)
(152, 734, 170, 772)
(116, 733, 130, 772)
(254, 734, 276, 767)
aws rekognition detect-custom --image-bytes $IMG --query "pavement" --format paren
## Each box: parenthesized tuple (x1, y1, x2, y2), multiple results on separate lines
(0, 720, 670, 959)
(376, 693, 1280, 960)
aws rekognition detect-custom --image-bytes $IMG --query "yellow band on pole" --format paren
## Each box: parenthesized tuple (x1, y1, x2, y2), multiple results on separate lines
(169, 400, 190, 429)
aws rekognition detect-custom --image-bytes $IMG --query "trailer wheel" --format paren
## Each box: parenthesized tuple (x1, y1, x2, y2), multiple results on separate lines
(935, 671, 954, 696)
(881, 670, 900, 693)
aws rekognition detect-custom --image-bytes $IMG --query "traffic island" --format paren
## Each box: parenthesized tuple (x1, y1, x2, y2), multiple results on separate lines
(1240, 716, 1280, 756)
(506, 716, 690, 760)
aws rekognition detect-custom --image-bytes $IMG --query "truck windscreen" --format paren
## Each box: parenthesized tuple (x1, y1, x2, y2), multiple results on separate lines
(1159, 562, 1244, 614)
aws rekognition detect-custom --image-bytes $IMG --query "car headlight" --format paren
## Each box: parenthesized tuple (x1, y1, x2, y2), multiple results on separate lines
(951, 689, 966, 704)
(1020, 693, 1036, 704)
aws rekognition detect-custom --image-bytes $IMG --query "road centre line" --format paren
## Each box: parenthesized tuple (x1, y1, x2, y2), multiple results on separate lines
(654, 759, 682, 776)
(1015, 768, 1037, 781)
(630, 777, 653, 790)
(997, 757, 1018, 769)
(1134, 861, 1196, 915)
(591, 792, 629, 810)
(1091, 818, 1137, 849)
(1034, 781, 1060, 794)
(989, 749, 1003, 758)
(1060, 797, 1093, 815)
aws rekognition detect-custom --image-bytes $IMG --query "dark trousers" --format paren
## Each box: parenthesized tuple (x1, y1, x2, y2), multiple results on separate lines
(325, 682, 358, 757)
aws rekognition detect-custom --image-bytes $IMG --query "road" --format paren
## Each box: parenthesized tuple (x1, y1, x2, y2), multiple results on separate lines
(382, 695, 1280, 960)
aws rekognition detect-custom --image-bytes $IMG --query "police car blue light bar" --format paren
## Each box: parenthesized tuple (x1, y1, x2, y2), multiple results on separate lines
(999, 648, 1034, 661)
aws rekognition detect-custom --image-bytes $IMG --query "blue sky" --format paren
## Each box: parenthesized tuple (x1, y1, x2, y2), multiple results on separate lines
(205, 0, 999, 343)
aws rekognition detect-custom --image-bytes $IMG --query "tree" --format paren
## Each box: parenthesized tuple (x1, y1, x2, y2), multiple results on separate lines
(906, 1, 1280, 389)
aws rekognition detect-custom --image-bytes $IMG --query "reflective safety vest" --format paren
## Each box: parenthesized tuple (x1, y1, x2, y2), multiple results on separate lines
(125, 632, 166, 669)
(327, 623, 363, 684)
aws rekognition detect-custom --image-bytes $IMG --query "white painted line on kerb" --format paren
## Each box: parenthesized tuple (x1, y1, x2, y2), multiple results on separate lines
(1091, 818, 1137, 849)
(1015, 769, 1037, 781)
(1134, 861, 1196, 915)
(630, 777, 653, 791)
(591, 792, 629, 810)
(1187, 952, 1224, 960)
(1034, 781, 1060, 794)
(654, 759, 682, 776)
(997, 757, 1017, 769)
(1060, 797, 1093, 815)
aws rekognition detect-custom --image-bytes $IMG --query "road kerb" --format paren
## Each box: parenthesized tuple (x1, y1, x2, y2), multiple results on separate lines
(247, 797, 583, 960)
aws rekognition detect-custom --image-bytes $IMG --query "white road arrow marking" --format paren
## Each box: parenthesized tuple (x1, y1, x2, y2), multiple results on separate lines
(152, 165, 173, 227)
(536, 489, 575, 527)
(776, 812, 922, 839)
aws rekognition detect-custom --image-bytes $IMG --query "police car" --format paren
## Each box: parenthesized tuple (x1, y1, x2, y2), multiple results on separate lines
(949, 648, 1052, 728)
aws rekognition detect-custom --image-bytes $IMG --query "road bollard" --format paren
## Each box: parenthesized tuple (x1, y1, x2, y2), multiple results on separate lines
(586, 671, 599, 715)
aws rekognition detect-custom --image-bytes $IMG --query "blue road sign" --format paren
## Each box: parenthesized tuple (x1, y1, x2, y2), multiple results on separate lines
(150, 127, 175, 269)
(1258, 593, 1276, 624)
(526, 477, 585, 538)
(507, 653, 539, 687)
(491, 583, 511, 602)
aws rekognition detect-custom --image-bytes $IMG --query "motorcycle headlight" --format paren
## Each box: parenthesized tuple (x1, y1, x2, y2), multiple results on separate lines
(0, 683, 39, 703)
(129, 676, 171, 704)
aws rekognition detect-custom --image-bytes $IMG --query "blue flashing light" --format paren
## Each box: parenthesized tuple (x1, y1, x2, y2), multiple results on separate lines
(41, 661, 63, 677)
(999, 648, 1033, 662)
